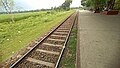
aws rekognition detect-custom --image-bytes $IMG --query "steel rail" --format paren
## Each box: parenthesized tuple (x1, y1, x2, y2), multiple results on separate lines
(10, 12, 75, 68)
(55, 11, 78, 68)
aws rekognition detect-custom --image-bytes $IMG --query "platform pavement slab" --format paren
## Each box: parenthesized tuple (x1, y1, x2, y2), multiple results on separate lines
(78, 10, 120, 68)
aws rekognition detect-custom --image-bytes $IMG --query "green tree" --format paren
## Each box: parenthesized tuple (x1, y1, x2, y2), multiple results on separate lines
(60, 0, 72, 10)
(81, 0, 120, 10)
(81, 0, 86, 6)
(115, 0, 120, 10)
(81, 0, 108, 10)
(81, 0, 95, 7)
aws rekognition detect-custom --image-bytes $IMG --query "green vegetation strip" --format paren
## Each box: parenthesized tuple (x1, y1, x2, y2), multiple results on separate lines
(0, 10, 74, 62)
(0, 12, 46, 23)
(59, 27, 77, 68)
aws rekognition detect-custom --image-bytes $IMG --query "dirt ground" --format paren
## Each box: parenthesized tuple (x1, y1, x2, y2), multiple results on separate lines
(78, 10, 120, 68)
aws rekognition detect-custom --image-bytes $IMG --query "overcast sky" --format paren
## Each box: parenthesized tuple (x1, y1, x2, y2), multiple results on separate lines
(14, 0, 82, 10)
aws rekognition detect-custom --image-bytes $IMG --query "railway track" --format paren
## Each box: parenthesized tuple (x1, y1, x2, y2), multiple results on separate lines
(10, 11, 78, 68)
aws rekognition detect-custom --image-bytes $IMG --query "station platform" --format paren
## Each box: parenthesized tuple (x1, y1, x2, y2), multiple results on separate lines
(77, 10, 120, 68)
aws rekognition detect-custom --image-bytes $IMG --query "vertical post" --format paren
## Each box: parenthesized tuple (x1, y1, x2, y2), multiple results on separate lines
(5, 0, 12, 14)
(1, 0, 9, 14)
(95, 0, 100, 11)
(112, 0, 115, 10)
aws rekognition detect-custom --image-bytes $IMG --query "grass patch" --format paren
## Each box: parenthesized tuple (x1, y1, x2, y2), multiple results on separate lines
(59, 27, 77, 68)
(0, 10, 74, 62)
(0, 12, 47, 23)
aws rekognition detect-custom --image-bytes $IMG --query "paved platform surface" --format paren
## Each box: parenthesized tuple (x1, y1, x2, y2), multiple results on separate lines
(78, 10, 120, 68)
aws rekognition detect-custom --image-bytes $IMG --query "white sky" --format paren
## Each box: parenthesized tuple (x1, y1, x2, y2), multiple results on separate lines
(15, 0, 82, 10)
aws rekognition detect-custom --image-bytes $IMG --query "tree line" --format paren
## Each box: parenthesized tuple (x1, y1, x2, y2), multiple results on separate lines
(0, 0, 73, 14)
(81, 0, 120, 10)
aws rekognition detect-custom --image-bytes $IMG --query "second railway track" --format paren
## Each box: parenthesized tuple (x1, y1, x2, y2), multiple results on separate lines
(10, 11, 78, 68)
